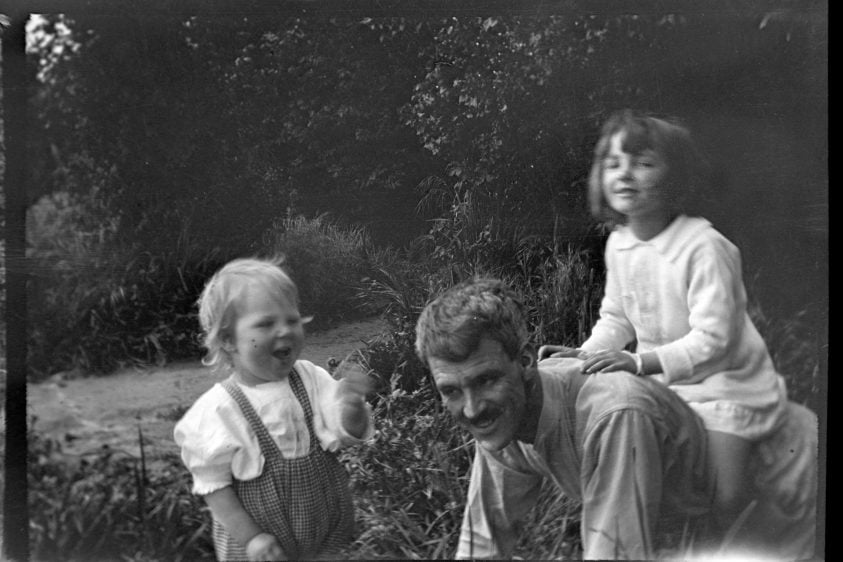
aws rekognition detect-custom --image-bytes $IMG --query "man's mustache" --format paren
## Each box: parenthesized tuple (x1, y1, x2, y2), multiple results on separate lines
(463, 407, 501, 427)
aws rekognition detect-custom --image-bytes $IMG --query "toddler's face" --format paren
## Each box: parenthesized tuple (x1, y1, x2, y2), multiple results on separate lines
(227, 281, 305, 386)
(601, 131, 669, 221)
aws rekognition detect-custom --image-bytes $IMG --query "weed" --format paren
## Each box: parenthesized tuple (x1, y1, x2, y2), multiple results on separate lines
(28, 424, 215, 561)
(263, 213, 372, 328)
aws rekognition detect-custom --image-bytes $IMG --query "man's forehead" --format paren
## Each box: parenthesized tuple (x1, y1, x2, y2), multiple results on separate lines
(429, 338, 511, 380)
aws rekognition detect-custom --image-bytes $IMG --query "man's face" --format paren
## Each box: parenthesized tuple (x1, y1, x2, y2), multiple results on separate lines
(429, 337, 534, 452)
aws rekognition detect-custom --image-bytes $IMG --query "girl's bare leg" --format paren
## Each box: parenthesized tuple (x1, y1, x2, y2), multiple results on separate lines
(707, 430, 754, 529)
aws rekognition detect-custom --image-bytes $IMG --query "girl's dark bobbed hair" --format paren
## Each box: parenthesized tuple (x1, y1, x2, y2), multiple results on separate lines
(588, 109, 711, 227)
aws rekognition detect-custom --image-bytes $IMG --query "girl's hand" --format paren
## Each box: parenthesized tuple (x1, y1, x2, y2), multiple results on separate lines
(538, 344, 588, 360)
(580, 350, 636, 375)
(246, 532, 285, 561)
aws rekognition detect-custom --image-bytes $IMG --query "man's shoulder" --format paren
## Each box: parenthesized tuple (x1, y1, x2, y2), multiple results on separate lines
(577, 371, 680, 417)
(538, 357, 588, 398)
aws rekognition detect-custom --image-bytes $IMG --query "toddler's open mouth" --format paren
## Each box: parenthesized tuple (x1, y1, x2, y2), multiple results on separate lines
(273, 347, 292, 360)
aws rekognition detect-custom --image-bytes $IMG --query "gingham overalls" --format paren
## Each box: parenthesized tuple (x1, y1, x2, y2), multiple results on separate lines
(212, 369, 355, 561)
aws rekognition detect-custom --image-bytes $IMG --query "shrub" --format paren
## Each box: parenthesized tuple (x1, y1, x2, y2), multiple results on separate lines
(27, 190, 228, 378)
(341, 341, 584, 560)
(263, 213, 372, 328)
(358, 233, 604, 394)
(516, 238, 605, 349)
(749, 303, 823, 409)
(339, 380, 472, 559)
(28, 428, 215, 561)
(27, 190, 121, 377)
(356, 247, 442, 394)
(72, 243, 224, 375)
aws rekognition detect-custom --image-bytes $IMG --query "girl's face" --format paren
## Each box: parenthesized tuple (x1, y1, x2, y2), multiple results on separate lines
(226, 281, 305, 386)
(601, 131, 670, 222)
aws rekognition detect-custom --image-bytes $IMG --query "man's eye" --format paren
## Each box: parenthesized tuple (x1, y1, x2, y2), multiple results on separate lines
(473, 374, 497, 388)
(604, 159, 619, 169)
(439, 387, 459, 399)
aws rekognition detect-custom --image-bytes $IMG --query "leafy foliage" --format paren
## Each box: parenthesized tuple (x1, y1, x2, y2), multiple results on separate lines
(28, 429, 214, 561)
(749, 303, 823, 409)
(22, 7, 825, 560)
(27, 190, 229, 378)
(339, 381, 472, 559)
(263, 214, 372, 328)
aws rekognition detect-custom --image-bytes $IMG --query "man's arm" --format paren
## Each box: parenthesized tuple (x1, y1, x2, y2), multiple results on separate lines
(456, 445, 544, 559)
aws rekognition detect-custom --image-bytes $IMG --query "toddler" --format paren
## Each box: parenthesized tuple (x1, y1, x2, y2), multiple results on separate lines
(174, 257, 373, 561)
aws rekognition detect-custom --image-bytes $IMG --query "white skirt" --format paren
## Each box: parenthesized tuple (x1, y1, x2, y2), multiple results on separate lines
(686, 375, 789, 441)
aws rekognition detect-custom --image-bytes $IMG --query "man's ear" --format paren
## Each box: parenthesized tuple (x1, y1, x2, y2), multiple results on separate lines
(519, 344, 538, 379)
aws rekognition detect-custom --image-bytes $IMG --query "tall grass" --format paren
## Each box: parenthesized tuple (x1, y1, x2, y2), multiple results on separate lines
(263, 213, 372, 328)
(749, 303, 822, 409)
(25, 192, 820, 559)
(339, 379, 473, 559)
(27, 190, 230, 379)
(28, 424, 215, 561)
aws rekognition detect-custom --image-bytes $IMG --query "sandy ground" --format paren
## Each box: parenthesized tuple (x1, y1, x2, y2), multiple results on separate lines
(27, 317, 387, 462)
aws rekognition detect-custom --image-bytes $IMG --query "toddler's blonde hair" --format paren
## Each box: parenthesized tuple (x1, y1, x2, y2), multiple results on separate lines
(197, 256, 305, 368)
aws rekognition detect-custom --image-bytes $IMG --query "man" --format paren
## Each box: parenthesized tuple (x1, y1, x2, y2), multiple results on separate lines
(415, 278, 817, 560)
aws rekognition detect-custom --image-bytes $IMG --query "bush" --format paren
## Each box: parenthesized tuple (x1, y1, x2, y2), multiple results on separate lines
(749, 303, 823, 409)
(27, 191, 229, 378)
(340, 336, 584, 559)
(72, 244, 224, 375)
(28, 429, 215, 561)
(357, 234, 604, 394)
(515, 238, 605, 349)
(263, 213, 372, 328)
(339, 380, 472, 559)
(27, 190, 121, 377)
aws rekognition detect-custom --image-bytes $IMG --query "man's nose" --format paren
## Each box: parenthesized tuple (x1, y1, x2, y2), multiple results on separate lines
(462, 390, 482, 419)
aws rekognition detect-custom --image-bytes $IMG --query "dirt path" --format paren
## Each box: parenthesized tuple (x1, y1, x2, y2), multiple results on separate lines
(27, 317, 387, 463)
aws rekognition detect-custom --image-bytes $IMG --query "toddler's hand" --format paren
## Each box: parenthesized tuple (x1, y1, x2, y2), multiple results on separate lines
(335, 360, 374, 400)
(580, 350, 635, 375)
(334, 358, 374, 439)
(538, 344, 588, 360)
(246, 532, 285, 561)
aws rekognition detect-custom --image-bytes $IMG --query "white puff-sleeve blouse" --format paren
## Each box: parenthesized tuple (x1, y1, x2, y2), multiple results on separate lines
(173, 359, 374, 496)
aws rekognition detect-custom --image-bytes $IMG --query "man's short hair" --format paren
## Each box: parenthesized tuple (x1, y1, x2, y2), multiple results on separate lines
(415, 278, 530, 363)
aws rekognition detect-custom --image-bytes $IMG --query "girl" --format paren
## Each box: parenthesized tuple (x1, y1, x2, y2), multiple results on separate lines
(540, 110, 788, 528)
(174, 257, 373, 561)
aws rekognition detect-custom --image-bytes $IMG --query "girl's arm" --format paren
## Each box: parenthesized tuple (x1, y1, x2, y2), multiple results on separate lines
(580, 236, 636, 353)
(204, 486, 285, 560)
(582, 235, 744, 380)
(653, 236, 744, 383)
